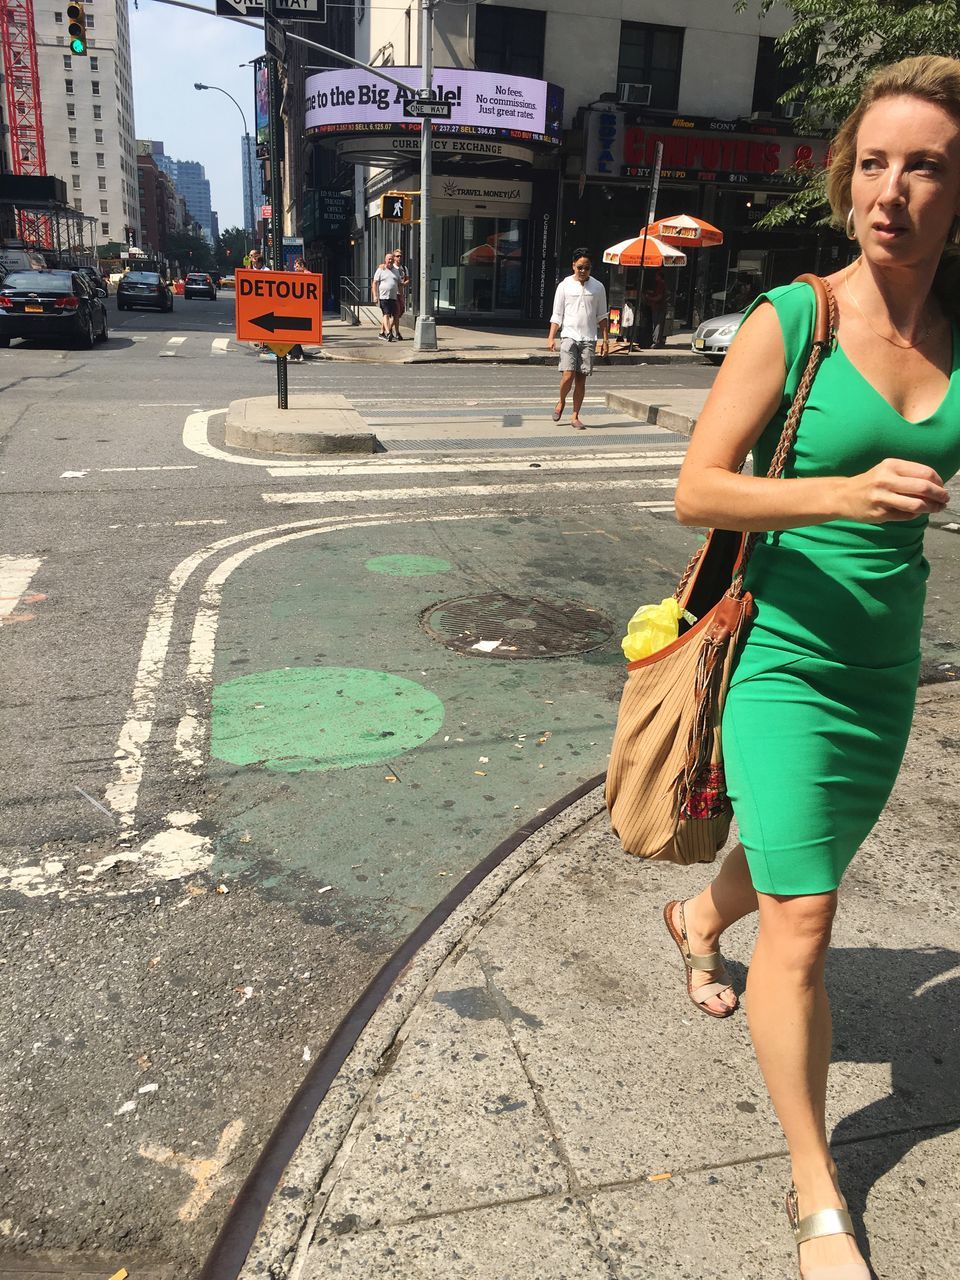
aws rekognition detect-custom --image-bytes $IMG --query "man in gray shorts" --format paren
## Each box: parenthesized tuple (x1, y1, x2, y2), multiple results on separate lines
(547, 249, 608, 429)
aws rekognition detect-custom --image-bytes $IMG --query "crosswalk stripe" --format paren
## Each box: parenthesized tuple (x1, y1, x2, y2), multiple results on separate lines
(263, 477, 679, 506)
(0, 555, 44, 624)
(167, 336, 187, 346)
(265, 453, 687, 479)
(212, 338, 230, 354)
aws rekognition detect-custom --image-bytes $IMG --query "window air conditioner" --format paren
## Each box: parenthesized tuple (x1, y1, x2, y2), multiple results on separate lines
(617, 82, 652, 106)
(783, 101, 803, 119)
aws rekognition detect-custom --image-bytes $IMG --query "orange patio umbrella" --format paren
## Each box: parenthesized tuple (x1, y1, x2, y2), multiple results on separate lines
(645, 213, 724, 247)
(602, 235, 687, 268)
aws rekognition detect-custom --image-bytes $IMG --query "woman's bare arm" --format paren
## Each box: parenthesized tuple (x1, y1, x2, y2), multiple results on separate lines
(674, 302, 948, 531)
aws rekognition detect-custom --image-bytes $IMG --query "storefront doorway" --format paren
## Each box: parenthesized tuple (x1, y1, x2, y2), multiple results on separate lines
(435, 215, 527, 316)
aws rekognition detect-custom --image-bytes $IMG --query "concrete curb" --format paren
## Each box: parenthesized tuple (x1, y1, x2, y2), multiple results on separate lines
(604, 391, 698, 437)
(235, 785, 609, 1279)
(223, 395, 378, 456)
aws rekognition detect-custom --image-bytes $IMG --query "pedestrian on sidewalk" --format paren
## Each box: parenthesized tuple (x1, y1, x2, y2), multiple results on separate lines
(392, 248, 410, 340)
(372, 252, 401, 341)
(667, 55, 960, 1280)
(288, 256, 308, 362)
(547, 249, 608, 429)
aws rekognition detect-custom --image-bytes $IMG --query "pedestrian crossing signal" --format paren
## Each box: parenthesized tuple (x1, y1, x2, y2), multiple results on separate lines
(66, 1, 88, 54)
(380, 194, 412, 224)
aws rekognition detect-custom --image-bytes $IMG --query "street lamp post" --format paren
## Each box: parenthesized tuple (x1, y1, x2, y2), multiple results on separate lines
(194, 82, 257, 252)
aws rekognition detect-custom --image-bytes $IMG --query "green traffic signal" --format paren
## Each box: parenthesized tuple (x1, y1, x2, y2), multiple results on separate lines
(66, 2, 87, 54)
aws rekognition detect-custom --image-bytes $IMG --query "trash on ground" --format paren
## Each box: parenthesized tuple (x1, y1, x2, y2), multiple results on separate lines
(138, 1082, 159, 1094)
(115, 1100, 136, 1116)
(216, 883, 229, 894)
(318, 885, 333, 894)
(236, 985, 254, 1005)
(471, 638, 503, 652)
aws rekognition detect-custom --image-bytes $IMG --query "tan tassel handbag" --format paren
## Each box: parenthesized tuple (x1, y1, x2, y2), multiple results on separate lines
(606, 274, 836, 865)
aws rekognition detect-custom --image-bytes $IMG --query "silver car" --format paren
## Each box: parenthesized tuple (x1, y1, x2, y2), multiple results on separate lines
(691, 310, 745, 363)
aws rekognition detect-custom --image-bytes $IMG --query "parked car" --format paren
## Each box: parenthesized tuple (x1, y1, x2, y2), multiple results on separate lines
(117, 270, 174, 312)
(691, 310, 745, 363)
(184, 271, 216, 301)
(0, 269, 108, 348)
(220, 274, 235, 289)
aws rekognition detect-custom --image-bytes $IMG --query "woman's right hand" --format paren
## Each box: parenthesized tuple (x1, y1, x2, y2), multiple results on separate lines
(842, 458, 950, 522)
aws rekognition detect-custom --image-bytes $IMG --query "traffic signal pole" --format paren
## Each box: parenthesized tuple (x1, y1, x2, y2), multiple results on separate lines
(414, 0, 437, 352)
(265, 0, 288, 408)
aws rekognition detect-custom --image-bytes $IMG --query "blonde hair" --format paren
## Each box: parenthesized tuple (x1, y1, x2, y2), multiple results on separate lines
(826, 55, 960, 315)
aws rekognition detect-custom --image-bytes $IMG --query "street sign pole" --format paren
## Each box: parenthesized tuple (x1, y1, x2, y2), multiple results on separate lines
(414, 0, 437, 352)
(265, 0, 288, 408)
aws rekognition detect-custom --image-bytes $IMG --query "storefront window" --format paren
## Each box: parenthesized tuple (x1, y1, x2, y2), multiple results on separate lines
(435, 215, 526, 314)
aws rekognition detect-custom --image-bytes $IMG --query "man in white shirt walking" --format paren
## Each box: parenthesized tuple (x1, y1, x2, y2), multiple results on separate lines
(547, 249, 608, 429)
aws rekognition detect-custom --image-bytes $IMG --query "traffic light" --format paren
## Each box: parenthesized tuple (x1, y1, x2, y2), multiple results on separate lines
(66, 1, 88, 55)
(380, 194, 412, 224)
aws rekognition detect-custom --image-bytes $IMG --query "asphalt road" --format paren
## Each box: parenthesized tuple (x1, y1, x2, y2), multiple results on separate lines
(0, 292, 956, 1274)
(0, 292, 717, 1273)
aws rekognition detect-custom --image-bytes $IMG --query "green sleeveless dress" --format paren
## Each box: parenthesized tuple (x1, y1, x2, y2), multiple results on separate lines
(722, 282, 960, 895)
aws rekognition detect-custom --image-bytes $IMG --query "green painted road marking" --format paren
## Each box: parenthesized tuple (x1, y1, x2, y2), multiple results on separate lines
(211, 667, 445, 772)
(365, 554, 453, 576)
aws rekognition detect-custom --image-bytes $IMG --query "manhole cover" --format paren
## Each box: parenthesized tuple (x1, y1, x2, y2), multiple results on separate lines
(421, 593, 615, 659)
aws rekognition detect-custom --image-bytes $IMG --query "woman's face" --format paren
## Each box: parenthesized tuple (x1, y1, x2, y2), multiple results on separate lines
(851, 93, 960, 267)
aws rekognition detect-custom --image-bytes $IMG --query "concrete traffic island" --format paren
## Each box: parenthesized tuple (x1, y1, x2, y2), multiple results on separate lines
(224, 394, 378, 455)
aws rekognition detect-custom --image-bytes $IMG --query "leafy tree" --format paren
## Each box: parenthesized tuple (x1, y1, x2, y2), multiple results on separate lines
(216, 226, 250, 269)
(165, 230, 215, 271)
(735, 0, 960, 225)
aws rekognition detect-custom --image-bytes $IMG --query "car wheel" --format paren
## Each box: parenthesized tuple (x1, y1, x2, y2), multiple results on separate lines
(0, 337, 10, 348)
(706, 354, 724, 365)
(80, 313, 96, 349)
(117, 301, 126, 311)
(96, 313, 109, 343)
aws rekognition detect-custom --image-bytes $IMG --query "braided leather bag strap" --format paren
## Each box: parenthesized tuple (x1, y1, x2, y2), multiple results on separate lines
(674, 274, 836, 603)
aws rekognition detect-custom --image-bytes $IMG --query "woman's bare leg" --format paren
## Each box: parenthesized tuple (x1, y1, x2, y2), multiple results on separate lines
(748, 891, 866, 1273)
(671, 843, 757, 1014)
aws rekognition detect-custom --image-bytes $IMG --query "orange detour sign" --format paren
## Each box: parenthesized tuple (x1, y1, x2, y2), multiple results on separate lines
(235, 268, 323, 355)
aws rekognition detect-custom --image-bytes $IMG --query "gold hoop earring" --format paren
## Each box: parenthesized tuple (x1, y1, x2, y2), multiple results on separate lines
(846, 209, 857, 241)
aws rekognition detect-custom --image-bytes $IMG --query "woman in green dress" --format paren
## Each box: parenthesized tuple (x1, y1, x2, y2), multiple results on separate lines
(668, 56, 960, 1279)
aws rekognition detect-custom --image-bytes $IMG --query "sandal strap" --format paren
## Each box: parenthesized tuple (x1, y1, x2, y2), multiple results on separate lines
(691, 979, 733, 1005)
(686, 949, 723, 971)
(794, 1207, 855, 1246)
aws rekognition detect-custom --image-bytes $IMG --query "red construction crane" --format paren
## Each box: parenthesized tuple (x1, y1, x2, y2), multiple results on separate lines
(1, 0, 50, 243)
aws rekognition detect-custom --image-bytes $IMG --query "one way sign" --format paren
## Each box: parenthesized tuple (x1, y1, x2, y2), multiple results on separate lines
(216, 0, 324, 16)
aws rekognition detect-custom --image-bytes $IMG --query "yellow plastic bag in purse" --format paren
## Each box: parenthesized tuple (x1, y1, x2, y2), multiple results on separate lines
(621, 597, 696, 662)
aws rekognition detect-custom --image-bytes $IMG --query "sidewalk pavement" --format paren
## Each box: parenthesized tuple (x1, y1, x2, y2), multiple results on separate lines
(314, 318, 705, 366)
(236, 680, 960, 1280)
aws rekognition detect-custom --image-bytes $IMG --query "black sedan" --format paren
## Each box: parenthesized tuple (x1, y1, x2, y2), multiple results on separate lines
(0, 269, 108, 348)
(184, 271, 216, 300)
(117, 271, 173, 312)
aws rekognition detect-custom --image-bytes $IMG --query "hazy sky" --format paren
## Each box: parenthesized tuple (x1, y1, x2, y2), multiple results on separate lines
(130, 1, 265, 230)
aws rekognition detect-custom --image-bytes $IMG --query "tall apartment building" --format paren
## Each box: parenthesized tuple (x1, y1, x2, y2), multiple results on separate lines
(138, 140, 215, 243)
(28, 0, 140, 246)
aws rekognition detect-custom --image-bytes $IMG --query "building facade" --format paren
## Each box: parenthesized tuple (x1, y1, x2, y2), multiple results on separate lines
(304, 0, 837, 325)
(136, 149, 182, 254)
(138, 140, 215, 244)
(13, 0, 141, 247)
(241, 132, 256, 231)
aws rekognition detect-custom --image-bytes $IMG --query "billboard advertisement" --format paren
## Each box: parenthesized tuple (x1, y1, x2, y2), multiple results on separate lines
(304, 68, 563, 146)
(255, 61, 270, 146)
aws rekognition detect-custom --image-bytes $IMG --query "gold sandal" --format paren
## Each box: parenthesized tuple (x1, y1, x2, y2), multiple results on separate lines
(662, 900, 737, 1018)
(785, 1185, 871, 1279)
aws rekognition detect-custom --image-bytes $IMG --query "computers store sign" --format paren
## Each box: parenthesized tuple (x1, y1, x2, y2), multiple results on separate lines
(586, 109, 826, 181)
(305, 68, 563, 145)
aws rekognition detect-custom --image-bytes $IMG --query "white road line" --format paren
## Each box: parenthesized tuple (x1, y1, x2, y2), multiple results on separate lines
(212, 338, 230, 354)
(0, 555, 43, 624)
(266, 453, 687, 479)
(263, 477, 679, 506)
(167, 336, 187, 346)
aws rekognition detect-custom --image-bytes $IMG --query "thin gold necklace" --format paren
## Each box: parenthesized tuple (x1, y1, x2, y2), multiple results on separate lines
(843, 268, 932, 349)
